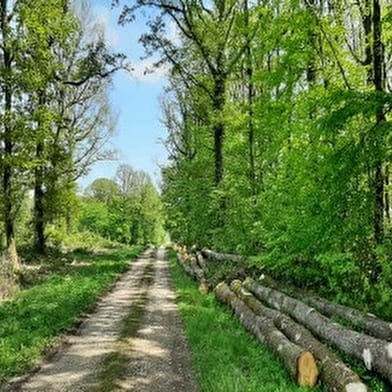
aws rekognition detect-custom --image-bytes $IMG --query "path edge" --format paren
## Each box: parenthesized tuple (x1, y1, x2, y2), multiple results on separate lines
(1, 246, 152, 392)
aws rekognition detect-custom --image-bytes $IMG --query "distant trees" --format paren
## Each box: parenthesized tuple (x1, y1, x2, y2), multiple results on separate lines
(86, 178, 121, 203)
(79, 165, 165, 245)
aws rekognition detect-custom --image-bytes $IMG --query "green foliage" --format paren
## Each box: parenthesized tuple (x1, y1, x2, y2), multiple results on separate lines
(78, 166, 165, 246)
(47, 229, 119, 252)
(78, 200, 112, 238)
(159, 0, 392, 323)
(0, 246, 142, 386)
(85, 178, 121, 203)
(0, 0, 125, 262)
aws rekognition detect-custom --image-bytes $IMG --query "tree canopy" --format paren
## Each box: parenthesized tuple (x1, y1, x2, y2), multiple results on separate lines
(116, 0, 392, 304)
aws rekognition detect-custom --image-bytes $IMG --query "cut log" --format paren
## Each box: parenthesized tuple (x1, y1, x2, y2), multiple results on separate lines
(201, 249, 245, 263)
(177, 253, 194, 276)
(176, 253, 204, 281)
(244, 278, 392, 384)
(215, 282, 318, 387)
(195, 251, 207, 271)
(230, 280, 367, 392)
(177, 253, 196, 278)
(198, 278, 209, 294)
(304, 296, 392, 342)
(190, 257, 204, 281)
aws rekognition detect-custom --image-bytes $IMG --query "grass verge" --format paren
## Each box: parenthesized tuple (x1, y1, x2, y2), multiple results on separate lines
(0, 245, 143, 387)
(169, 250, 325, 392)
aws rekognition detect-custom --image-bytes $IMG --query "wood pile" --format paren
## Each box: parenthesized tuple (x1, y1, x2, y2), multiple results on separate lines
(173, 246, 392, 391)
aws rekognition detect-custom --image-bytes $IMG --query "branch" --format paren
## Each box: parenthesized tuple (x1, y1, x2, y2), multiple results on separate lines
(59, 66, 124, 87)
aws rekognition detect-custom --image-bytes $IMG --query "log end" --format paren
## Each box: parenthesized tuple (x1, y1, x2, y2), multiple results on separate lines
(297, 351, 318, 388)
(215, 282, 229, 300)
(345, 382, 368, 392)
(243, 276, 255, 288)
(198, 279, 209, 294)
(230, 280, 242, 292)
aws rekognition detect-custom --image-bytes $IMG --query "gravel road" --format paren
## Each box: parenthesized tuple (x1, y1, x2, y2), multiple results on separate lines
(8, 248, 198, 392)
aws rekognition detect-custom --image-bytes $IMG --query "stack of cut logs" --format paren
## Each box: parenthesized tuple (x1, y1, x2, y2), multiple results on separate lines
(174, 245, 392, 392)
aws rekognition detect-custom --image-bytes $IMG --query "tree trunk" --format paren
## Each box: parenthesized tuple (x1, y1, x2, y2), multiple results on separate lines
(304, 295, 392, 341)
(372, 0, 384, 245)
(212, 75, 226, 185)
(231, 281, 367, 392)
(244, 278, 392, 383)
(213, 121, 224, 185)
(215, 282, 319, 387)
(1, 0, 19, 271)
(34, 140, 45, 253)
(360, 0, 373, 84)
(305, 0, 316, 85)
(34, 90, 47, 254)
(244, 0, 256, 197)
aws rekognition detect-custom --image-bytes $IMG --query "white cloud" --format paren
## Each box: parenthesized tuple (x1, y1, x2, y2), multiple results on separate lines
(166, 20, 181, 45)
(129, 58, 169, 83)
(92, 5, 119, 49)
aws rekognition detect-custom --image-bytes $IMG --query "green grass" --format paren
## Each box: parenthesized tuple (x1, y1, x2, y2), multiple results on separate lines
(0, 245, 143, 387)
(169, 250, 325, 392)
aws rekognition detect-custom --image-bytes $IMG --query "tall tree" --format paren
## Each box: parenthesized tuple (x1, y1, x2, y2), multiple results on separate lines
(26, 0, 125, 253)
(118, 0, 259, 185)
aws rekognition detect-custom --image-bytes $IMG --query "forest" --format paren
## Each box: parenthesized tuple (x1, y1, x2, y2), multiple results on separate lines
(154, 0, 392, 316)
(0, 0, 391, 391)
(0, 0, 164, 269)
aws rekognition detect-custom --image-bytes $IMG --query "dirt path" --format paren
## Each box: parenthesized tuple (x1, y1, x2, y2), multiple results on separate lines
(114, 248, 198, 392)
(10, 248, 198, 392)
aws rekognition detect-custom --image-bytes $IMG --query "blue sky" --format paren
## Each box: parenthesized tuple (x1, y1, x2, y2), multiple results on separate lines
(78, 0, 169, 190)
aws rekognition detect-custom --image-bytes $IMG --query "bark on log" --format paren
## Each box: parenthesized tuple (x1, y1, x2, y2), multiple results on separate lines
(196, 251, 208, 271)
(177, 253, 197, 278)
(215, 282, 318, 387)
(201, 248, 245, 263)
(177, 253, 194, 276)
(304, 296, 392, 342)
(230, 280, 367, 392)
(190, 256, 204, 281)
(244, 278, 392, 384)
(177, 253, 204, 281)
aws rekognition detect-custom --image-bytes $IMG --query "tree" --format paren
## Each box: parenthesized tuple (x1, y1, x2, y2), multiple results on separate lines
(116, 164, 150, 196)
(0, 0, 25, 269)
(85, 178, 121, 203)
(80, 166, 165, 246)
(24, 0, 125, 253)
(160, 0, 392, 293)
(118, 0, 259, 185)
